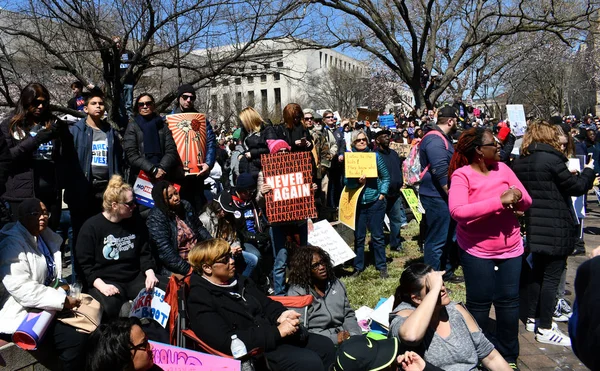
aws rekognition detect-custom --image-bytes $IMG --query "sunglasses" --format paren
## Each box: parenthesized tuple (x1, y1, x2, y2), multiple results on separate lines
(181, 94, 196, 102)
(354, 137, 368, 143)
(324, 116, 334, 119)
(120, 200, 136, 208)
(304, 117, 314, 121)
(130, 338, 150, 353)
(33, 99, 48, 107)
(137, 101, 154, 108)
(214, 252, 234, 265)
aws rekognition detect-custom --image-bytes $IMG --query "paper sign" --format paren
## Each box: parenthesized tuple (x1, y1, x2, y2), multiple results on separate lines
(166, 113, 208, 175)
(339, 185, 364, 230)
(261, 152, 317, 223)
(378, 115, 395, 128)
(150, 341, 240, 371)
(369, 295, 394, 329)
(13, 310, 56, 350)
(345, 152, 377, 178)
(308, 220, 356, 266)
(130, 287, 171, 328)
(506, 105, 527, 137)
(133, 171, 181, 208)
(401, 188, 422, 223)
(357, 108, 380, 122)
(389, 142, 411, 159)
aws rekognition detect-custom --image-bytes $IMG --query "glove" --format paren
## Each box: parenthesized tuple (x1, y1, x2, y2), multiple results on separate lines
(34, 129, 55, 144)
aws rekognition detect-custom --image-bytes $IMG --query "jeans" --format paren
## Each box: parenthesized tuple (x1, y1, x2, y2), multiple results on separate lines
(386, 195, 408, 249)
(354, 198, 387, 272)
(120, 83, 134, 120)
(57, 210, 74, 282)
(420, 195, 456, 278)
(271, 224, 308, 295)
(528, 253, 567, 329)
(460, 250, 522, 363)
(241, 243, 262, 277)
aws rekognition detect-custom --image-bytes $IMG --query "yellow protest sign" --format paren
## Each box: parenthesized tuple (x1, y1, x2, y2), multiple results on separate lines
(339, 185, 365, 230)
(401, 188, 422, 223)
(345, 152, 377, 178)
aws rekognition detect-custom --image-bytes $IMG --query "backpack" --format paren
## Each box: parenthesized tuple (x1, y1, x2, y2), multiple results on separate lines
(402, 130, 449, 186)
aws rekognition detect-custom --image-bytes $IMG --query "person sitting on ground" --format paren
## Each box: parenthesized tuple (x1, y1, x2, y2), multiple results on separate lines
(86, 317, 159, 371)
(76, 175, 161, 320)
(389, 263, 512, 371)
(187, 238, 336, 371)
(287, 246, 362, 345)
(147, 180, 212, 276)
(0, 199, 87, 370)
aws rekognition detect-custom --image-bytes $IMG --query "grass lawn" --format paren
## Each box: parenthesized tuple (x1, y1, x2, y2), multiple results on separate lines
(338, 219, 466, 310)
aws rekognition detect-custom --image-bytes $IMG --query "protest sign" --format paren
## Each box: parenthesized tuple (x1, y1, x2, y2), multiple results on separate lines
(150, 341, 240, 371)
(133, 171, 180, 208)
(345, 152, 377, 178)
(401, 188, 422, 223)
(13, 309, 56, 350)
(506, 105, 527, 136)
(308, 220, 356, 266)
(166, 113, 208, 175)
(333, 111, 341, 121)
(389, 142, 411, 159)
(378, 115, 395, 128)
(357, 108, 380, 122)
(130, 287, 171, 328)
(261, 152, 317, 223)
(339, 185, 365, 230)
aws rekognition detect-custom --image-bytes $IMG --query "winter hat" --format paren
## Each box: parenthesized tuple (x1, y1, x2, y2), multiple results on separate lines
(236, 172, 256, 191)
(267, 139, 291, 154)
(497, 127, 511, 141)
(177, 84, 196, 98)
(17, 198, 42, 221)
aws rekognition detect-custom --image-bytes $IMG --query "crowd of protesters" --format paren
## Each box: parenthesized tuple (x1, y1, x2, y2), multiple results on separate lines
(0, 80, 599, 371)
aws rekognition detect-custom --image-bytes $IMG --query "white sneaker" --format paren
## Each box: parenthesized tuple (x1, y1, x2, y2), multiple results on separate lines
(558, 298, 573, 317)
(535, 323, 571, 346)
(525, 318, 536, 332)
(553, 298, 572, 322)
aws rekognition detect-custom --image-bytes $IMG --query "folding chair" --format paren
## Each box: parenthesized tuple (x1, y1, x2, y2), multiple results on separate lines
(268, 295, 313, 327)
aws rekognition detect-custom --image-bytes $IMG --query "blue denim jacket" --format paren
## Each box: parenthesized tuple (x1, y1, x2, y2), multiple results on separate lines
(344, 148, 390, 204)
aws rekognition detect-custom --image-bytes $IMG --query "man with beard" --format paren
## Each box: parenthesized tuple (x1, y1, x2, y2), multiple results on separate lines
(419, 106, 462, 283)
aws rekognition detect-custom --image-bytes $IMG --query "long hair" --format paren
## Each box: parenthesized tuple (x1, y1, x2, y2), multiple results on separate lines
(86, 317, 142, 371)
(151, 180, 176, 217)
(392, 263, 433, 308)
(287, 246, 336, 293)
(521, 119, 562, 156)
(133, 93, 155, 115)
(9, 83, 52, 136)
(283, 103, 303, 130)
(102, 175, 133, 212)
(448, 128, 490, 178)
(239, 106, 263, 133)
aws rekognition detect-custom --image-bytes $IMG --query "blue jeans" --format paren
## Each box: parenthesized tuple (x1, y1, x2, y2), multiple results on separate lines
(234, 243, 262, 278)
(420, 195, 456, 277)
(271, 224, 308, 295)
(354, 198, 387, 272)
(120, 83, 134, 120)
(460, 250, 521, 363)
(386, 196, 407, 249)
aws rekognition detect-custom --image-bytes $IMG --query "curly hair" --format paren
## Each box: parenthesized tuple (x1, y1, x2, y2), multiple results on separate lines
(448, 127, 490, 179)
(520, 119, 561, 156)
(287, 246, 336, 293)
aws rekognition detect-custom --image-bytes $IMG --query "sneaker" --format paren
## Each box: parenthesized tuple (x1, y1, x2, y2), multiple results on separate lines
(535, 323, 571, 346)
(558, 298, 573, 317)
(400, 223, 409, 229)
(508, 362, 520, 371)
(553, 298, 572, 322)
(379, 270, 389, 279)
(525, 318, 536, 332)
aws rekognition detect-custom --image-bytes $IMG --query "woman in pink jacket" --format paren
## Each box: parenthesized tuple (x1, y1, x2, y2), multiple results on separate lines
(448, 128, 532, 369)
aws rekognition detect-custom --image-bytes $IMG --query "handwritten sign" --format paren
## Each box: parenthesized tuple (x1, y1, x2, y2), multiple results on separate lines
(150, 341, 240, 371)
(261, 152, 317, 223)
(506, 105, 527, 137)
(401, 188, 422, 223)
(389, 142, 411, 159)
(378, 115, 395, 128)
(345, 152, 377, 178)
(130, 287, 171, 328)
(339, 185, 365, 230)
(308, 220, 356, 266)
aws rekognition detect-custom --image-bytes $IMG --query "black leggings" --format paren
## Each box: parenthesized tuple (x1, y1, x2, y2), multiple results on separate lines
(528, 253, 568, 329)
(264, 333, 335, 371)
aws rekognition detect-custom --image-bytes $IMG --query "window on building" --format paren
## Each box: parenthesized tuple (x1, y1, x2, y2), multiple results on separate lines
(319, 52, 322, 67)
(277, 61, 283, 68)
(263, 63, 270, 69)
(223, 93, 230, 114)
(211, 80, 217, 88)
(261, 89, 268, 115)
(210, 95, 217, 112)
(248, 91, 255, 107)
(274, 72, 280, 81)
(222, 79, 229, 87)
(251, 65, 258, 71)
(261, 74, 267, 83)
(274, 88, 281, 113)
(236, 92, 242, 108)
(248, 76, 254, 84)
(324, 53, 327, 67)
(235, 77, 241, 85)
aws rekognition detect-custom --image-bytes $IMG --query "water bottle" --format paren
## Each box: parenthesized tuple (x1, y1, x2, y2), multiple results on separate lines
(230, 335, 254, 371)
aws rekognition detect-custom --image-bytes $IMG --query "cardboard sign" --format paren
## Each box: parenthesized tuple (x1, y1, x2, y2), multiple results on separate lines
(133, 171, 181, 208)
(378, 115, 395, 129)
(401, 188, 422, 223)
(130, 287, 171, 328)
(150, 341, 240, 370)
(389, 142, 411, 159)
(339, 185, 365, 230)
(357, 108, 380, 122)
(166, 113, 208, 175)
(345, 152, 377, 178)
(308, 220, 356, 266)
(506, 105, 527, 137)
(261, 152, 317, 223)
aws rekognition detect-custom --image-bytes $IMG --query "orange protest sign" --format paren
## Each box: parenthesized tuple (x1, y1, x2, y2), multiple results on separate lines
(344, 152, 378, 178)
(338, 185, 365, 230)
(166, 113, 207, 175)
(261, 152, 317, 223)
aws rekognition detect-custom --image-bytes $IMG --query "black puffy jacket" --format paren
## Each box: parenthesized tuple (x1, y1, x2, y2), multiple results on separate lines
(146, 199, 211, 275)
(512, 143, 595, 256)
(238, 124, 278, 176)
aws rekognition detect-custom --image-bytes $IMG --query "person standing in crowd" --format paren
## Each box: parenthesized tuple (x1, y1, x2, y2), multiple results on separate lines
(287, 246, 362, 344)
(453, 97, 469, 123)
(0, 83, 71, 230)
(76, 175, 160, 320)
(418, 106, 462, 283)
(113, 36, 135, 122)
(67, 81, 86, 112)
(448, 128, 532, 368)
(123, 93, 179, 187)
(411, 128, 424, 146)
(237, 106, 277, 177)
(147, 180, 212, 276)
(345, 130, 390, 278)
(0, 199, 87, 370)
(321, 110, 345, 208)
(375, 129, 408, 251)
(584, 128, 600, 175)
(496, 122, 515, 165)
(512, 120, 595, 346)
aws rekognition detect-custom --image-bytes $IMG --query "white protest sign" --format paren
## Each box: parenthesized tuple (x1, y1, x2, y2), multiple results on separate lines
(130, 287, 171, 328)
(506, 105, 527, 137)
(133, 171, 155, 208)
(308, 220, 356, 266)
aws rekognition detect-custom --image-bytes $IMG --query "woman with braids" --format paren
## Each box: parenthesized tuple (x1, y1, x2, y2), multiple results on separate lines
(447, 127, 531, 368)
(287, 246, 362, 345)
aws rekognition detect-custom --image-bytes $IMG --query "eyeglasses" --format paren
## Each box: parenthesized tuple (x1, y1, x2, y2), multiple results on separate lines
(324, 116, 334, 119)
(214, 253, 234, 265)
(120, 200, 136, 208)
(137, 101, 154, 108)
(130, 338, 149, 353)
(181, 94, 196, 102)
(28, 211, 50, 218)
(311, 260, 326, 270)
(479, 142, 499, 147)
(33, 99, 48, 107)
(354, 137, 368, 143)
(304, 117, 313, 121)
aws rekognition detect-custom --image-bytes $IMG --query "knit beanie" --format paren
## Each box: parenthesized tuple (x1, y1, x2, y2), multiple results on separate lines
(17, 198, 42, 222)
(267, 139, 291, 154)
(177, 84, 195, 98)
(236, 173, 256, 191)
(497, 127, 511, 141)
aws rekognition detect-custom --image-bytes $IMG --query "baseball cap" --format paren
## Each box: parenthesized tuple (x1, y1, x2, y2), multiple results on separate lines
(332, 336, 399, 371)
(438, 106, 457, 118)
(375, 129, 392, 138)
